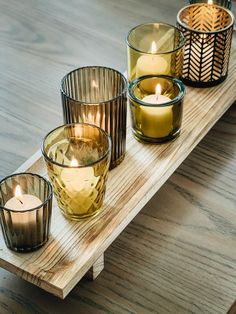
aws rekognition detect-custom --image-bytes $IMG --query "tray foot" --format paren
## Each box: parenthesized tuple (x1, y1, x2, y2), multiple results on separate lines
(86, 253, 104, 280)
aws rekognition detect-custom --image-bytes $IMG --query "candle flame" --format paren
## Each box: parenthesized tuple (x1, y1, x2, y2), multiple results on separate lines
(151, 41, 157, 54)
(70, 158, 79, 167)
(155, 84, 162, 95)
(15, 185, 23, 204)
(15, 185, 22, 198)
(208, 0, 213, 4)
(92, 80, 98, 88)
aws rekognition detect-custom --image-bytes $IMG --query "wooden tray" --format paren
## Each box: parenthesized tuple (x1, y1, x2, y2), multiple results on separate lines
(0, 38, 235, 299)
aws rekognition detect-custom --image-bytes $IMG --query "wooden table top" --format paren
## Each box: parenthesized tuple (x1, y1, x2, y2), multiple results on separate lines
(0, 0, 236, 313)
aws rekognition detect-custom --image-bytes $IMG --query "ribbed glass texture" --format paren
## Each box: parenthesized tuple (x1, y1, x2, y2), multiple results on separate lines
(189, 0, 231, 10)
(0, 173, 52, 252)
(42, 123, 111, 221)
(61, 66, 127, 169)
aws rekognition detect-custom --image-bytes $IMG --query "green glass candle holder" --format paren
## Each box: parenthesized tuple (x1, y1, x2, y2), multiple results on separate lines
(0, 173, 53, 252)
(126, 22, 185, 82)
(42, 123, 111, 221)
(128, 75, 185, 143)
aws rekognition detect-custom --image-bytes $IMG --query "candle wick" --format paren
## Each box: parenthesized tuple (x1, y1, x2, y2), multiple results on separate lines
(17, 198, 23, 205)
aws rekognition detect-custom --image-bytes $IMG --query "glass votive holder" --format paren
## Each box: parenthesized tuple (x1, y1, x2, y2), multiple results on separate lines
(0, 173, 53, 252)
(60, 66, 127, 169)
(189, 0, 232, 10)
(128, 75, 185, 143)
(126, 22, 185, 82)
(42, 123, 111, 221)
(177, 4, 234, 87)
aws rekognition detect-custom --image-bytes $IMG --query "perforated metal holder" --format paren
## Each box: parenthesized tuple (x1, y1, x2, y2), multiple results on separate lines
(177, 4, 234, 87)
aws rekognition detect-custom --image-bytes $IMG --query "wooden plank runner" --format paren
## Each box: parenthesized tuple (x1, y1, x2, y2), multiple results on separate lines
(0, 38, 235, 299)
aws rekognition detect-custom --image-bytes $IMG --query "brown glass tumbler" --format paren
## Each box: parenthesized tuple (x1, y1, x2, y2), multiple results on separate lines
(61, 66, 127, 169)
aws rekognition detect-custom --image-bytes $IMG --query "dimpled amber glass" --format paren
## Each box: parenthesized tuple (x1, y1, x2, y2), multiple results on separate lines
(42, 123, 111, 221)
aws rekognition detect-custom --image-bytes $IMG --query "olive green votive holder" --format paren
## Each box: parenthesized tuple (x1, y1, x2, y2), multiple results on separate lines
(0, 173, 53, 252)
(126, 22, 185, 82)
(128, 75, 185, 143)
(42, 123, 111, 221)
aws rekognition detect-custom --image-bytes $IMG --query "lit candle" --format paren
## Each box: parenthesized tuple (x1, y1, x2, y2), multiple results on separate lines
(60, 158, 99, 214)
(5, 185, 42, 228)
(136, 41, 170, 79)
(140, 84, 173, 138)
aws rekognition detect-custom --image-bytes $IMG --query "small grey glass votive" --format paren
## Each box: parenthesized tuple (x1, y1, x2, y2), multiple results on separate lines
(189, 0, 232, 10)
(60, 66, 127, 169)
(0, 173, 53, 252)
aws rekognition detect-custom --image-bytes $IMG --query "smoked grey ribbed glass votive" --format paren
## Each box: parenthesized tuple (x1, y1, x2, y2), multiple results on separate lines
(61, 66, 127, 169)
(0, 173, 53, 252)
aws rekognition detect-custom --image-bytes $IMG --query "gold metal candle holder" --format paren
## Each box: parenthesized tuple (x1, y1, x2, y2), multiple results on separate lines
(177, 4, 234, 87)
(126, 22, 185, 82)
(128, 75, 185, 143)
(42, 123, 111, 221)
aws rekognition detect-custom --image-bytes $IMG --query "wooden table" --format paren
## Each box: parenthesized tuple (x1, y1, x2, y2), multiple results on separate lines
(0, 0, 236, 313)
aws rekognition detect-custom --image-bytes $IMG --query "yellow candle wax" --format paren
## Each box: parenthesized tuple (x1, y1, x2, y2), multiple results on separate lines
(136, 41, 170, 79)
(140, 84, 173, 138)
(60, 158, 99, 214)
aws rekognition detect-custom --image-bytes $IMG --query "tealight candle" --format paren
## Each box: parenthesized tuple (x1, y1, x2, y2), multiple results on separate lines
(5, 185, 42, 228)
(128, 75, 185, 143)
(126, 23, 185, 81)
(136, 42, 170, 78)
(60, 158, 99, 214)
(139, 84, 173, 138)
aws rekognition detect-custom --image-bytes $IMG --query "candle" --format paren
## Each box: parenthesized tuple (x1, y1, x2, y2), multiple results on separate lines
(5, 185, 42, 211)
(61, 158, 100, 214)
(140, 84, 173, 138)
(136, 41, 170, 79)
(60, 158, 99, 214)
(5, 185, 42, 228)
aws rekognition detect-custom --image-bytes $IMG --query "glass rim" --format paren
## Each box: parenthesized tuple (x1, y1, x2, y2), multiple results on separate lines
(177, 4, 234, 34)
(0, 172, 53, 213)
(189, 0, 232, 10)
(41, 123, 112, 169)
(128, 75, 185, 108)
(60, 66, 127, 105)
(126, 22, 186, 55)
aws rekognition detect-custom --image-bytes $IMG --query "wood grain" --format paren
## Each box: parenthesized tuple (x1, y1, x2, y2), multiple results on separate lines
(0, 37, 235, 299)
(0, 0, 236, 312)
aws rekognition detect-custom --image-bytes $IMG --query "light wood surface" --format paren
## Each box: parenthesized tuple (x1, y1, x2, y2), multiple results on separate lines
(0, 0, 236, 313)
(0, 39, 235, 299)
